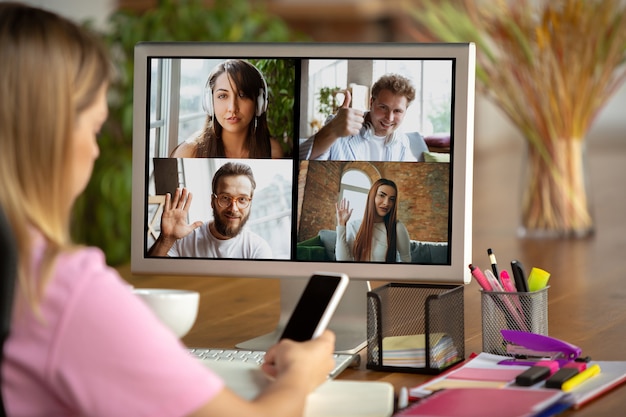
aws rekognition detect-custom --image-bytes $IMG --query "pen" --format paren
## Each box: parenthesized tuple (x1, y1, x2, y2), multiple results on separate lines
(484, 269, 503, 292)
(468, 264, 492, 291)
(561, 364, 601, 392)
(487, 248, 499, 281)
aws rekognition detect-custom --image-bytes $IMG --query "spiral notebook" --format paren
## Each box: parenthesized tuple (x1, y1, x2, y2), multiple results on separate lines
(394, 387, 565, 417)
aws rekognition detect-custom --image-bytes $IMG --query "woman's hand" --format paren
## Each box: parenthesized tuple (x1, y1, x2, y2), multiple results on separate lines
(261, 330, 336, 392)
(335, 198, 353, 227)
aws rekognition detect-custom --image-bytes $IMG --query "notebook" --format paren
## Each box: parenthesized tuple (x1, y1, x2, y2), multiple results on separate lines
(408, 352, 626, 410)
(567, 360, 626, 409)
(204, 360, 395, 417)
(394, 387, 565, 417)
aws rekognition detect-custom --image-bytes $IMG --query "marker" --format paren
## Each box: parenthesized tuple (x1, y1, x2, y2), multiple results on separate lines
(397, 386, 409, 409)
(468, 264, 492, 291)
(487, 248, 499, 280)
(511, 260, 529, 292)
(500, 270, 517, 293)
(528, 267, 551, 292)
(515, 365, 552, 386)
(486, 269, 527, 331)
(561, 364, 601, 392)
(500, 269, 524, 320)
(545, 368, 580, 389)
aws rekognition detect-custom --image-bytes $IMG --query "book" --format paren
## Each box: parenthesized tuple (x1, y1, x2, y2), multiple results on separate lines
(204, 359, 395, 417)
(394, 387, 565, 417)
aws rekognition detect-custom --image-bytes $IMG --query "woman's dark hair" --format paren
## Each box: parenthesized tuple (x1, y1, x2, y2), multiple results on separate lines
(196, 59, 272, 158)
(353, 178, 399, 262)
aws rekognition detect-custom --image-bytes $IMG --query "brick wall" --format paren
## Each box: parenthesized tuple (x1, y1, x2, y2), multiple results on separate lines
(297, 161, 449, 243)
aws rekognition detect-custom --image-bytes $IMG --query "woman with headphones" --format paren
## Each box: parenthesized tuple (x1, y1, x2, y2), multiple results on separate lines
(171, 59, 284, 158)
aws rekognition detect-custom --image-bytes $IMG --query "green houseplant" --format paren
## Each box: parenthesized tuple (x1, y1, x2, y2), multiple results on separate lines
(252, 58, 297, 156)
(73, 0, 299, 265)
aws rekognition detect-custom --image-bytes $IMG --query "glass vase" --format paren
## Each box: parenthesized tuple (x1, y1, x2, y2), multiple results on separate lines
(518, 139, 594, 238)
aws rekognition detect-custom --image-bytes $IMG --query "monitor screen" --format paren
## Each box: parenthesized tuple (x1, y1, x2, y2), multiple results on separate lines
(131, 42, 475, 352)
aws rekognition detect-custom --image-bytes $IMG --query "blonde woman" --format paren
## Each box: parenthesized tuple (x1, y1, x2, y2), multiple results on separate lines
(0, 3, 333, 416)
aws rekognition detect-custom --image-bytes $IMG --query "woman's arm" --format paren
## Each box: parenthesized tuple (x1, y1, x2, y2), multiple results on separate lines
(188, 331, 336, 417)
(335, 224, 353, 261)
(396, 222, 412, 263)
(335, 199, 354, 261)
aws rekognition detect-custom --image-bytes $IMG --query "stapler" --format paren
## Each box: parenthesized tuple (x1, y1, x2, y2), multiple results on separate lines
(499, 330, 583, 366)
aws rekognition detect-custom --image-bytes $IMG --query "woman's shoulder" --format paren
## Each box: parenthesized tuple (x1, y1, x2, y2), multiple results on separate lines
(56, 246, 120, 286)
(169, 140, 199, 158)
(38, 246, 125, 318)
(395, 221, 410, 236)
(347, 219, 362, 231)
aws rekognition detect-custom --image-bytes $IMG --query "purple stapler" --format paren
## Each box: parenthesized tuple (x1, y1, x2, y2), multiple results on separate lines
(499, 330, 583, 366)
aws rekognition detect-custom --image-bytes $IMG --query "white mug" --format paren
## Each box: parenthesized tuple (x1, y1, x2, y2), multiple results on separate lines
(133, 288, 199, 338)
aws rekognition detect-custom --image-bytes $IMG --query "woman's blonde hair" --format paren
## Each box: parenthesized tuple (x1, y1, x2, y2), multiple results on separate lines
(0, 3, 112, 306)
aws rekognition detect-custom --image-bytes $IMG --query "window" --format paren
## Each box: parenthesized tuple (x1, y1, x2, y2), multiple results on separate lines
(149, 58, 223, 163)
(339, 170, 371, 222)
(374, 60, 452, 135)
(307, 59, 453, 137)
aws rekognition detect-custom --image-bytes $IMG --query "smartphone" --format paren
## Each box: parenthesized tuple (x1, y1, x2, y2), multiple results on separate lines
(279, 272, 349, 342)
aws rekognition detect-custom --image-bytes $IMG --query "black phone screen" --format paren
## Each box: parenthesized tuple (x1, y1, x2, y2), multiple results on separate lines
(279, 274, 342, 342)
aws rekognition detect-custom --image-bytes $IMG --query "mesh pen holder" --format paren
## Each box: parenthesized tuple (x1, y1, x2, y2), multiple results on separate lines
(367, 283, 465, 375)
(481, 287, 549, 355)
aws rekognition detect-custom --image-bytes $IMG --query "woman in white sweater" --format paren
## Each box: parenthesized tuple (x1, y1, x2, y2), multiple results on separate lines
(335, 178, 411, 263)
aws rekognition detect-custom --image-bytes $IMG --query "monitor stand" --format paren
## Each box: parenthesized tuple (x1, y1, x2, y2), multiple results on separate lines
(236, 277, 370, 354)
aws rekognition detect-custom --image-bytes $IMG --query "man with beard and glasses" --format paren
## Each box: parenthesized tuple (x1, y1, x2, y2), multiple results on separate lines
(148, 162, 272, 259)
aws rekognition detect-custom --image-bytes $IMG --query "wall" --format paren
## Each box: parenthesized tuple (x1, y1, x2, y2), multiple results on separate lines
(297, 161, 449, 243)
(30, 0, 626, 149)
(12, 0, 114, 28)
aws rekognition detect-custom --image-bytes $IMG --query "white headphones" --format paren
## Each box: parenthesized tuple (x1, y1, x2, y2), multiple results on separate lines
(202, 60, 268, 118)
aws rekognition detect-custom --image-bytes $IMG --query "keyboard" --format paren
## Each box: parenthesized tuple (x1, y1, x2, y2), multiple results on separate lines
(189, 347, 360, 378)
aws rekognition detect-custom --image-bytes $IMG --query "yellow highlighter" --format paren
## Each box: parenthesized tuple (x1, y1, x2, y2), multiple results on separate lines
(528, 267, 550, 292)
(562, 364, 601, 392)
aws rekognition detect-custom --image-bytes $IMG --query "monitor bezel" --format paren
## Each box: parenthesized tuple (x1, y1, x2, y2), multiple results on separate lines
(131, 42, 475, 284)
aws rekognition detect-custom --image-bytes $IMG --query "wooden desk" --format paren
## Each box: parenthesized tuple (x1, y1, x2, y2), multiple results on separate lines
(121, 135, 626, 415)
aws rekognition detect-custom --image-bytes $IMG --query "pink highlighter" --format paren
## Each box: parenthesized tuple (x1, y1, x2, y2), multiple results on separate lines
(500, 270, 517, 292)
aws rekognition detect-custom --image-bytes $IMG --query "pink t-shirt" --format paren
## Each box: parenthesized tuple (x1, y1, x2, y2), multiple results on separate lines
(2, 235, 224, 416)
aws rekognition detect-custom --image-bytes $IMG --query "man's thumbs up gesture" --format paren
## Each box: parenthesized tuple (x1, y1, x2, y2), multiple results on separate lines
(328, 89, 365, 137)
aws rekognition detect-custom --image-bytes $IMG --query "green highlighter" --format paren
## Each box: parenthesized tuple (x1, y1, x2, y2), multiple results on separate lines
(528, 267, 550, 292)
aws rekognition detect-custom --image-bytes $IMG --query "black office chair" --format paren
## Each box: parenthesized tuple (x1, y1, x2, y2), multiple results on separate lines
(0, 208, 17, 417)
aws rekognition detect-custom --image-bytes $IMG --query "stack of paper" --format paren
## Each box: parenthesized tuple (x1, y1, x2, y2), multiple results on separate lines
(408, 352, 626, 410)
(382, 333, 459, 368)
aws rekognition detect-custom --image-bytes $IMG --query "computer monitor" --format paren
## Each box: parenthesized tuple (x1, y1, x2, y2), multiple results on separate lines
(131, 42, 475, 353)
